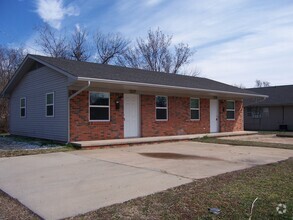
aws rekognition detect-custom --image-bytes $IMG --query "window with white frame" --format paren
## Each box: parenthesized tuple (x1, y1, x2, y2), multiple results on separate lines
(190, 98, 200, 120)
(156, 96, 168, 120)
(46, 92, 54, 117)
(20, 97, 26, 117)
(226, 100, 235, 120)
(89, 92, 110, 121)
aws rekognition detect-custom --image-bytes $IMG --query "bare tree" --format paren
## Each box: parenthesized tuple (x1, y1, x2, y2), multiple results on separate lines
(70, 26, 90, 61)
(0, 46, 26, 132)
(116, 47, 141, 69)
(262, 81, 271, 87)
(255, 79, 271, 88)
(117, 28, 194, 74)
(35, 24, 69, 58)
(94, 31, 130, 64)
(179, 67, 200, 77)
(233, 83, 246, 89)
(173, 43, 193, 74)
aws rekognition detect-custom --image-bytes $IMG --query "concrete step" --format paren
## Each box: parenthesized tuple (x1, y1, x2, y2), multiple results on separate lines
(71, 131, 258, 149)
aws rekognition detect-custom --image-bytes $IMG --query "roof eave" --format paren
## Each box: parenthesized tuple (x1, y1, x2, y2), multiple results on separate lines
(1, 55, 78, 97)
(1, 55, 30, 97)
(77, 77, 268, 98)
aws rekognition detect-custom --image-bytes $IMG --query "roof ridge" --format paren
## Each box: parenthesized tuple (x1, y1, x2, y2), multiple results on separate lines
(247, 84, 293, 90)
(29, 54, 207, 80)
(26, 54, 265, 98)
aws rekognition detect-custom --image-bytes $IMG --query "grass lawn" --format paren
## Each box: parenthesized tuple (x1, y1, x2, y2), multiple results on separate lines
(193, 136, 293, 150)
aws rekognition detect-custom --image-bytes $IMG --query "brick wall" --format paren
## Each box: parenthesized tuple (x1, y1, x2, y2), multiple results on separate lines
(70, 92, 244, 141)
(141, 95, 210, 137)
(219, 100, 244, 132)
(70, 91, 124, 141)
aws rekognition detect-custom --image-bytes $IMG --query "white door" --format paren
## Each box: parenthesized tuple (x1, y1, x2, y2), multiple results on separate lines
(210, 99, 219, 133)
(124, 94, 140, 138)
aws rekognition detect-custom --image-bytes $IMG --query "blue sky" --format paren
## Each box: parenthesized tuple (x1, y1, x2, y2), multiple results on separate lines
(1, 0, 293, 87)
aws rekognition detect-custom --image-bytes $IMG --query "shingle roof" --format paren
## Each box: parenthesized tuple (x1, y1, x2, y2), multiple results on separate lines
(30, 55, 262, 97)
(244, 85, 293, 106)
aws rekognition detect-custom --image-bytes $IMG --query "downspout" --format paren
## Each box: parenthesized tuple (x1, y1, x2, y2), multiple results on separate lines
(67, 81, 91, 143)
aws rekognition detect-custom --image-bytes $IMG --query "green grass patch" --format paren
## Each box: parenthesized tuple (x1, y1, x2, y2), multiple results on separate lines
(257, 130, 293, 135)
(68, 158, 293, 219)
(193, 136, 293, 150)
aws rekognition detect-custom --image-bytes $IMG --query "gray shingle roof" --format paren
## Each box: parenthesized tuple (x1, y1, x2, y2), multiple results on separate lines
(31, 55, 262, 97)
(245, 85, 293, 106)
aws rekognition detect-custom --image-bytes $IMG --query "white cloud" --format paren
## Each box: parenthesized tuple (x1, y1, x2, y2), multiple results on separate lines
(35, 0, 79, 29)
(104, 0, 293, 87)
(75, 23, 81, 32)
(30, 0, 293, 87)
(145, 0, 163, 7)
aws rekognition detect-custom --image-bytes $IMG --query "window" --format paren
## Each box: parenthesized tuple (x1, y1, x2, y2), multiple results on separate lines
(20, 97, 26, 117)
(46, 92, 54, 117)
(247, 107, 252, 117)
(226, 100, 235, 120)
(262, 107, 269, 117)
(156, 96, 168, 120)
(190, 98, 200, 120)
(252, 107, 262, 118)
(89, 92, 110, 121)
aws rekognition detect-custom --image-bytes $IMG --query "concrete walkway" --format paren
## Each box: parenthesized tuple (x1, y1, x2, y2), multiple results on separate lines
(72, 131, 257, 147)
(0, 140, 292, 219)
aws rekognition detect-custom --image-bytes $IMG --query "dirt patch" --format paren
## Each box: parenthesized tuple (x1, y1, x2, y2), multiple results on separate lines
(0, 189, 41, 220)
(139, 152, 222, 160)
(277, 133, 293, 138)
(220, 134, 293, 145)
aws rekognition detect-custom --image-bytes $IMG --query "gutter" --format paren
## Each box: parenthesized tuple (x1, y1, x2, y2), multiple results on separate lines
(77, 77, 268, 99)
(67, 81, 91, 143)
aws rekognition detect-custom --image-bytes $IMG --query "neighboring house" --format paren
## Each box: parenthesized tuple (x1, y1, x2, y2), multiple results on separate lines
(1, 55, 266, 142)
(244, 85, 293, 131)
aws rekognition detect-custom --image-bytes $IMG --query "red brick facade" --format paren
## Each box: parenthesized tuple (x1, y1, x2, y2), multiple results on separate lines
(70, 91, 124, 141)
(70, 92, 243, 141)
(141, 95, 210, 136)
(219, 100, 244, 132)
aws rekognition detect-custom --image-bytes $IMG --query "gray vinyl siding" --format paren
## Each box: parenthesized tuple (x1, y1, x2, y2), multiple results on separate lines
(284, 106, 293, 130)
(244, 106, 293, 131)
(9, 66, 68, 141)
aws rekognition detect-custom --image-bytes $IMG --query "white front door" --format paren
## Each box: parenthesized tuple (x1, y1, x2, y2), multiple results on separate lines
(124, 94, 140, 138)
(210, 99, 219, 133)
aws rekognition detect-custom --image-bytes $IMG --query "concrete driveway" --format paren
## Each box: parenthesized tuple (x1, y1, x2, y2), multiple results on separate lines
(0, 141, 292, 219)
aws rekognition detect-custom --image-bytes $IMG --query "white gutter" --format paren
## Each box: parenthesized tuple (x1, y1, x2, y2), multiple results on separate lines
(77, 77, 268, 98)
(67, 81, 91, 143)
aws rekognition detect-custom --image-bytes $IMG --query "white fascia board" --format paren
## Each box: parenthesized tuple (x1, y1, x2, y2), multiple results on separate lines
(77, 76, 268, 98)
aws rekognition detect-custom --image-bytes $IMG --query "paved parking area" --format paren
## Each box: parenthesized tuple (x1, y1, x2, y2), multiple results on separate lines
(220, 134, 293, 145)
(0, 141, 292, 219)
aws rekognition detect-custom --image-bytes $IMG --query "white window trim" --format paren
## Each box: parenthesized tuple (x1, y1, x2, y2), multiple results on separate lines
(20, 97, 26, 118)
(155, 95, 168, 121)
(226, 100, 235, 120)
(46, 92, 54, 117)
(190, 98, 200, 120)
(89, 91, 110, 122)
